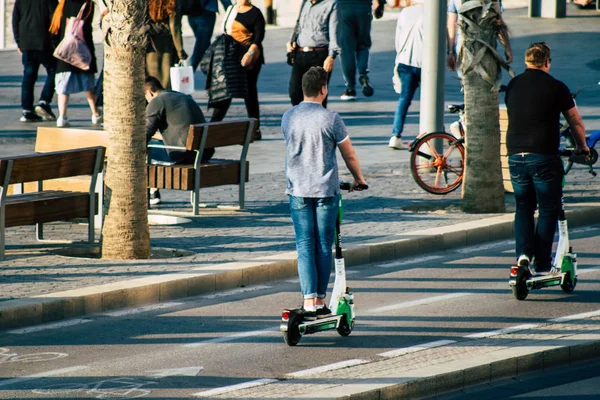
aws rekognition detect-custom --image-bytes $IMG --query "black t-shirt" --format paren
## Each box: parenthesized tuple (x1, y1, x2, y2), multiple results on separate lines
(505, 69, 574, 155)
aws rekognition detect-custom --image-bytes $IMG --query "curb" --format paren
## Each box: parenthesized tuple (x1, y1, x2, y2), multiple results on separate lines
(2, 205, 600, 331)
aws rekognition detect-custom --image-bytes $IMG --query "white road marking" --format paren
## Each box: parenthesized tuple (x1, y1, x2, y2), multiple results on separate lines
(455, 240, 513, 254)
(104, 302, 184, 317)
(550, 309, 600, 323)
(184, 328, 277, 348)
(150, 366, 203, 378)
(193, 378, 278, 397)
(7, 319, 92, 334)
(0, 366, 88, 388)
(286, 359, 369, 378)
(377, 255, 443, 269)
(464, 324, 540, 339)
(202, 285, 271, 299)
(368, 293, 473, 314)
(378, 340, 456, 358)
(286, 270, 358, 284)
(577, 266, 600, 275)
(570, 226, 600, 234)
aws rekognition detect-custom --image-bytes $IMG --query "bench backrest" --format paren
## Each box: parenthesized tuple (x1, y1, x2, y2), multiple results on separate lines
(0, 147, 106, 186)
(186, 119, 257, 151)
(35, 127, 109, 153)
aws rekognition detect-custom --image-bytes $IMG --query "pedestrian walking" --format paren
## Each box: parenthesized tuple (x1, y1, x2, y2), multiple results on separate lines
(282, 66, 367, 318)
(146, 0, 187, 89)
(389, 0, 423, 150)
(506, 42, 589, 273)
(187, 0, 232, 72)
(209, 0, 265, 139)
(12, 0, 58, 122)
(49, 0, 102, 127)
(337, 0, 385, 101)
(287, 0, 340, 108)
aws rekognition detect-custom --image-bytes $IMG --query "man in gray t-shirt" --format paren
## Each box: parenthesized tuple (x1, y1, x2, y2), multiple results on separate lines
(282, 66, 366, 320)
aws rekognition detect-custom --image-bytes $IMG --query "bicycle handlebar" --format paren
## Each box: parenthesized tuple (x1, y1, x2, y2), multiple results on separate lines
(340, 182, 369, 191)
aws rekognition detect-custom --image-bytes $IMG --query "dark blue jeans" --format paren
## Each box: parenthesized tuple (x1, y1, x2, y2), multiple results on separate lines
(188, 11, 217, 71)
(338, 4, 372, 90)
(392, 63, 421, 137)
(21, 50, 56, 111)
(509, 153, 564, 270)
(289, 195, 339, 299)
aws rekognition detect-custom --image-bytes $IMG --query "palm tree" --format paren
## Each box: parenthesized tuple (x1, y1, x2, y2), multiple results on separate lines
(101, 0, 151, 259)
(458, 0, 512, 213)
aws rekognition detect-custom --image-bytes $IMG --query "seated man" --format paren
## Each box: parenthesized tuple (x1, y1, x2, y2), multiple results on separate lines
(145, 76, 212, 205)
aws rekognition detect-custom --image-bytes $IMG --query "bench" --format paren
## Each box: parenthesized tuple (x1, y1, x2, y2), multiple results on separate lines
(499, 107, 513, 193)
(0, 147, 106, 257)
(148, 118, 257, 215)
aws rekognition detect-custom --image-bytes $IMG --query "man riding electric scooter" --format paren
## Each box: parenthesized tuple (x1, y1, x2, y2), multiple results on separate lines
(281, 66, 367, 321)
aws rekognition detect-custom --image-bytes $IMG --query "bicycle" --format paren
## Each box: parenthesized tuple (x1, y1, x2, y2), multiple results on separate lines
(32, 377, 157, 399)
(408, 103, 466, 195)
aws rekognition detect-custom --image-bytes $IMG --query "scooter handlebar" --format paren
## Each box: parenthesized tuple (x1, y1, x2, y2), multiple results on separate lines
(339, 182, 369, 191)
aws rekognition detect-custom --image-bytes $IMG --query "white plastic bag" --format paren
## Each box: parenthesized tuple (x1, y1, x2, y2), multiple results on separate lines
(170, 60, 195, 94)
(392, 64, 402, 94)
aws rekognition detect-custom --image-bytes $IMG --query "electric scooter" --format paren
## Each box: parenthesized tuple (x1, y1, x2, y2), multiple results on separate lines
(281, 182, 368, 346)
(509, 198, 578, 300)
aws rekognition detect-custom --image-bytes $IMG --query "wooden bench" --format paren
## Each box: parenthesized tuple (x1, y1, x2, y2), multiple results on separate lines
(0, 147, 106, 257)
(148, 118, 257, 215)
(499, 107, 513, 193)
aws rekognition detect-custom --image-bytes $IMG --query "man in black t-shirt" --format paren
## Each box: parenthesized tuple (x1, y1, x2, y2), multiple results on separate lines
(505, 42, 589, 274)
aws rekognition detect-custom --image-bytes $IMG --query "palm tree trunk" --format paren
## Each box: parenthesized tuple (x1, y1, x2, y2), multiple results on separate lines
(101, 0, 150, 259)
(459, 0, 506, 213)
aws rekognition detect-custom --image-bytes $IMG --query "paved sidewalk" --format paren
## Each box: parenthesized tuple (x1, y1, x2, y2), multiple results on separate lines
(1, 5, 600, 329)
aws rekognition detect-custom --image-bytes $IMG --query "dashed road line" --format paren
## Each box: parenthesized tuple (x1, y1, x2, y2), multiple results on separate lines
(184, 328, 277, 348)
(202, 285, 272, 299)
(104, 302, 184, 317)
(286, 359, 369, 378)
(7, 319, 92, 335)
(464, 324, 541, 339)
(368, 293, 473, 314)
(377, 255, 443, 268)
(378, 340, 456, 358)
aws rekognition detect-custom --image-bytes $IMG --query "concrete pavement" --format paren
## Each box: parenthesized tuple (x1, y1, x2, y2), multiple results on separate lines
(1, 4, 600, 398)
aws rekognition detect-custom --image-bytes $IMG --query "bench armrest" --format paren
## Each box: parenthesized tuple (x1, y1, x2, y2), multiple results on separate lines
(147, 143, 187, 151)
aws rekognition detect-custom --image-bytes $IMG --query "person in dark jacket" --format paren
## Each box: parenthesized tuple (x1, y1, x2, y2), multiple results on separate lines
(49, 0, 101, 127)
(12, 0, 58, 122)
(209, 0, 265, 139)
(187, 0, 232, 72)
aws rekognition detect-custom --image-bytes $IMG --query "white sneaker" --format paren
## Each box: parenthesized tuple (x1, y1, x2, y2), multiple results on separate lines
(388, 136, 406, 150)
(92, 114, 103, 125)
(56, 117, 70, 128)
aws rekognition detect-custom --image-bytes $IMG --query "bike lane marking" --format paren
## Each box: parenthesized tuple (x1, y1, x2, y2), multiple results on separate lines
(0, 366, 88, 388)
(193, 378, 278, 397)
(7, 319, 92, 335)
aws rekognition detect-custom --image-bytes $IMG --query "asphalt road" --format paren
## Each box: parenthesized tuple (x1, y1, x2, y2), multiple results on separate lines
(2, 225, 600, 399)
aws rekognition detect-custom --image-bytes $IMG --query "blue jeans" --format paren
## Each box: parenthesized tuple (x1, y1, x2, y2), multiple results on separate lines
(21, 50, 56, 111)
(188, 11, 217, 71)
(392, 63, 421, 137)
(289, 195, 339, 299)
(338, 4, 372, 90)
(509, 153, 564, 270)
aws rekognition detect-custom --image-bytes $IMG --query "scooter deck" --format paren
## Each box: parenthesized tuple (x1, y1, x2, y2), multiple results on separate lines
(280, 308, 343, 335)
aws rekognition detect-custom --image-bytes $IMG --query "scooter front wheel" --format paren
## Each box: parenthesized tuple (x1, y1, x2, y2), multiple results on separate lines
(560, 271, 577, 293)
(283, 314, 302, 346)
(337, 315, 354, 337)
(512, 267, 531, 300)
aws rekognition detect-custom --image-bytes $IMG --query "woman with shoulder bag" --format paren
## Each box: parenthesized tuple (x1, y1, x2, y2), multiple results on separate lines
(210, 0, 265, 139)
(49, 0, 101, 127)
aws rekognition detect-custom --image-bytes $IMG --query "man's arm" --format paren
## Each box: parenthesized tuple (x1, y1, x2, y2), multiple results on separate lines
(564, 106, 590, 154)
(12, 0, 21, 52)
(323, 3, 339, 72)
(338, 138, 367, 189)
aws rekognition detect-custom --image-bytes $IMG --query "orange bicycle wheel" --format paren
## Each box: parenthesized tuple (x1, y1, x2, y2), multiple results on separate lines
(410, 132, 465, 194)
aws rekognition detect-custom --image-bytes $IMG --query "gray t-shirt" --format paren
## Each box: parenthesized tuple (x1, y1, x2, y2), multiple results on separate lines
(282, 102, 349, 198)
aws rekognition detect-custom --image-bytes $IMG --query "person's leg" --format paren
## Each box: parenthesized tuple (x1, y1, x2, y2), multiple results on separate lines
(94, 69, 104, 109)
(160, 51, 173, 89)
(85, 89, 101, 123)
(314, 195, 339, 303)
(39, 51, 56, 106)
(355, 5, 373, 96)
(289, 52, 308, 106)
(244, 64, 262, 130)
(189, 12, 217, 71)
(509, 154, 537, 264)
(392, 64, 420, 137)
(20, 51, 39, 112)
(530, 155, 564, 271)
(57, 94, 69, 119)
(338, 7, 358, 97)
(290, 196, 319, 308)
(210, 98, 232, 122)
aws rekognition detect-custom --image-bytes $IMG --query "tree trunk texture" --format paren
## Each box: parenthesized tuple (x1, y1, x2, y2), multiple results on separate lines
(101, 0, 150, 259)
(459, 1, 506, 213)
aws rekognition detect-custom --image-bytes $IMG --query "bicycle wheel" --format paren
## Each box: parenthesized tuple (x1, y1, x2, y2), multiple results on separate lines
(560, 128, 576, 175)
(410, 132, 465, 194)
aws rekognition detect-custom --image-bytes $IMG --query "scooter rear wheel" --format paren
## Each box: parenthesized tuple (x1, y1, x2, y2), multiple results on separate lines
(512, 267, 531, 301)
(560, 271, 577, 293)
(337, 315, 354, 337)
(283, 314, 302, 346)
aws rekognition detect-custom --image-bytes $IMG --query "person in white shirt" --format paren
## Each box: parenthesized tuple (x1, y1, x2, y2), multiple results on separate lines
(389, 0, 423, 150)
